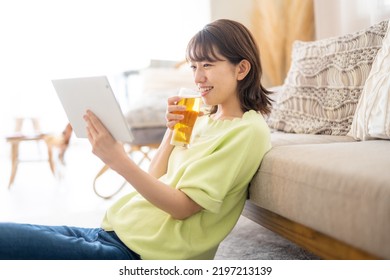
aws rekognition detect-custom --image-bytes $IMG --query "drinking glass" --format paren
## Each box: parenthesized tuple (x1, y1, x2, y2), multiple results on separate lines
(170, 88, 201, 147)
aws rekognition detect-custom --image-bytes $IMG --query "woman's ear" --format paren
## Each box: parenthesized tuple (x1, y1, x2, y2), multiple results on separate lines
(237, 59, 251, 81)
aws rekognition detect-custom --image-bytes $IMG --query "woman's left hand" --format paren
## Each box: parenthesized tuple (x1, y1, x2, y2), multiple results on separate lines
(83, 110, 127, 167)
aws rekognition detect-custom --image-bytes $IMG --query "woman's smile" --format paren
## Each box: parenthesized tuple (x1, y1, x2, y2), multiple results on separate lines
(199, 86, 214, 97)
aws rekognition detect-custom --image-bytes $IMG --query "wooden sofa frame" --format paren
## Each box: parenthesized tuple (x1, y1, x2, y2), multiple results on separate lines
(242, 201, 380, 260)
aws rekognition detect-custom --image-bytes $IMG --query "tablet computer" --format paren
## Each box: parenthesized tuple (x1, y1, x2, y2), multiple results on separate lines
(52, 76, 134, 142)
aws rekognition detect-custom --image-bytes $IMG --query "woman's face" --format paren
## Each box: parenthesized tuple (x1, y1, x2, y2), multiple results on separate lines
(189, 57, 241, 109)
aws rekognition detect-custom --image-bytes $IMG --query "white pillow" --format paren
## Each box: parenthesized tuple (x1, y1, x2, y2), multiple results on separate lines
(125, 65, 196, 128)
(349, 23, 390, 140)
(140, 67, 195, 95)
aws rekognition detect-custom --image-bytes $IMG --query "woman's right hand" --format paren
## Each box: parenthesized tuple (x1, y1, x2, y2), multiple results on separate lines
(165, 96, 186, 130)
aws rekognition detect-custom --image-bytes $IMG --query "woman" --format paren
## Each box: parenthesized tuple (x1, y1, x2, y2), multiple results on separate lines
(0, 19, 272, 260)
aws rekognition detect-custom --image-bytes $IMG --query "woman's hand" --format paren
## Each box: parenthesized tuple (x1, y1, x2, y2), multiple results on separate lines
(166, 96, 205, 130)
(165, 96, 186, 130)
(83, 110, 127, 168)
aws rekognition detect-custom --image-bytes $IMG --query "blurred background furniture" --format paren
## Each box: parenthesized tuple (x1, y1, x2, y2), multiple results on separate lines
(44, 123, 73, 167)
(5, 118, 72, 188)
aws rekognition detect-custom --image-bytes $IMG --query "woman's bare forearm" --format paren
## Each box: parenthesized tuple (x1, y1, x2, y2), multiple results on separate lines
(110, 154, 202, 220)
(148, 129, 174, 178)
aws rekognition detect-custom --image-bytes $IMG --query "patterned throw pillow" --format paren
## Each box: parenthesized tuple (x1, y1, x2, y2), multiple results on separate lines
(267, 20, 389, 135)
(349, 23, 390, 140)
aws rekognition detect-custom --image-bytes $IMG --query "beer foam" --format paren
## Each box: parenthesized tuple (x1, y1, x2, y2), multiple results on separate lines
(178, 88, 200, 98)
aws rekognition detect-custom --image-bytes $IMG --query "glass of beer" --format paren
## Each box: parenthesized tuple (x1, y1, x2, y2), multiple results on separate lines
(170, 88, 201, 148)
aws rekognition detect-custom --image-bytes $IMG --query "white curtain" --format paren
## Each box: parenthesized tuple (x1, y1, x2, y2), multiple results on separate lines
(314, 0, 390, 39)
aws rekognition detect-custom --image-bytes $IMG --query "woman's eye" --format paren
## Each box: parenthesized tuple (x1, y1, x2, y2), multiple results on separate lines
(190, 65, 196, 70)
(203, 63, 212, 68)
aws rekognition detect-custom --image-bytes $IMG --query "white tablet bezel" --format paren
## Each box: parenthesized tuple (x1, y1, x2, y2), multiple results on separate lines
(52, 76, 133, 143)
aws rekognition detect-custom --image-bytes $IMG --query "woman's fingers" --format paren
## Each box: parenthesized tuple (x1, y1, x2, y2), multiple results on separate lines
(167, 96, 181, 105)
(166, 96, 186, 129)
(85, 110, 107, 132)
(84, 110, 115, 145)
(166, 112, 184, 129)
(84, 112, 99, 140)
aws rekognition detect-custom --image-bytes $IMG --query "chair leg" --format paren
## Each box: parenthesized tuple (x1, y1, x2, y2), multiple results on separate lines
(92, 164, 126, 199)
(47, 144, 56, 175)
(92, 144, 159, 199)
(8, 141, 19, 188)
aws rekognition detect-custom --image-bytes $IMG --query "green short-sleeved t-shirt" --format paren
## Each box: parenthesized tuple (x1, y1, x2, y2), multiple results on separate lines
(101, 110, 271, 259)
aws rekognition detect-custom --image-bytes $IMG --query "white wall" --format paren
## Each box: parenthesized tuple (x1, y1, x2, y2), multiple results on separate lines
(209, 0, 252, 27)
(314, 0, 390, 39)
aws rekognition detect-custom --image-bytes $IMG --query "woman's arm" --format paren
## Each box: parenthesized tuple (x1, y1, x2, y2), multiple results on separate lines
(83, 102, 202, 220)
(148, 128, 174, 178)
(111, 152, 202, 220)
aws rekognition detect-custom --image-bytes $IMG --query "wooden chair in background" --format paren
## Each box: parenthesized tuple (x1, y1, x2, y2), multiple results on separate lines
(44, 123, 73, 168)
(5, 118, 72, 188)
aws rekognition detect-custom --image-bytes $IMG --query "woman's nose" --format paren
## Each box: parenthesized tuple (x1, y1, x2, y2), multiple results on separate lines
(194, 69, 206, 84)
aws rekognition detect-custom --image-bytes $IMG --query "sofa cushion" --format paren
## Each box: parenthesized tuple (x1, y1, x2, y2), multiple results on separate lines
(125, 103, 167, 145)
(125, 102, 166, 129)
(130, 126, 166, 146)
(267, 20, 388, 135)
(349, 23, 390, 140)
(249, 140, 390, 258)
(270, 131, 355, 147)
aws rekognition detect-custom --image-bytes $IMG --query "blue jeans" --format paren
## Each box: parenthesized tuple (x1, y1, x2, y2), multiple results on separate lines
(0, 223, 141, 260)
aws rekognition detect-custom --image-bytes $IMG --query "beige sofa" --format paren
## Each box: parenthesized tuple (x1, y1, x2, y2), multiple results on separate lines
(242, 20, 390, 259)
(243, 133, 390, 259)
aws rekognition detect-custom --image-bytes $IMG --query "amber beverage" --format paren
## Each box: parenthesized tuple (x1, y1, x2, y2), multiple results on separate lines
(171, 88, 201, 147)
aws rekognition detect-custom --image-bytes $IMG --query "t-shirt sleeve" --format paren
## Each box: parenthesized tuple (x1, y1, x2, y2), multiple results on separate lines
(177, 123, 270, 213)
